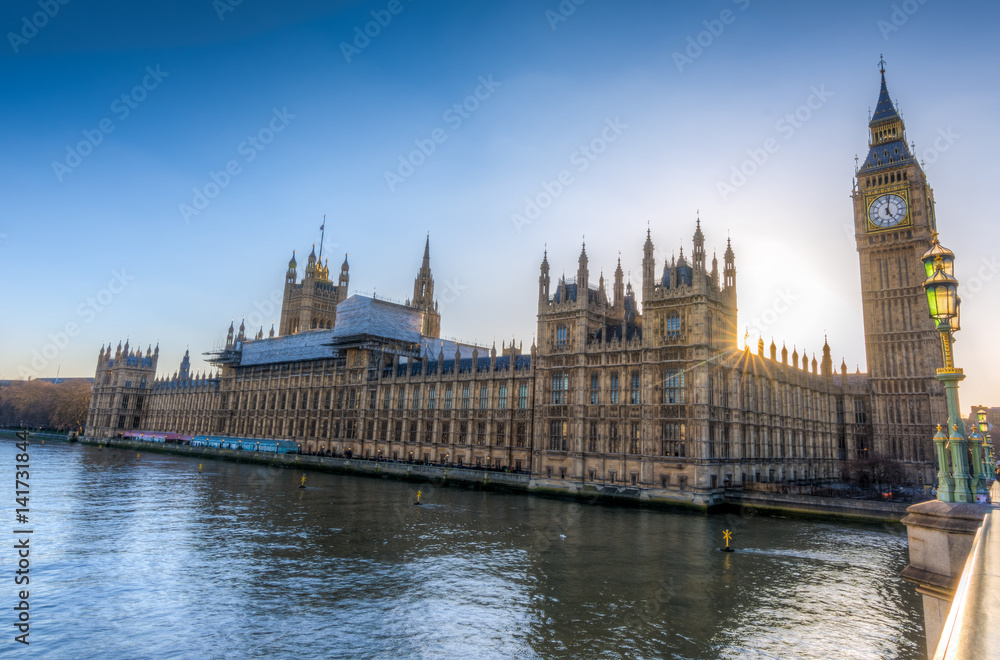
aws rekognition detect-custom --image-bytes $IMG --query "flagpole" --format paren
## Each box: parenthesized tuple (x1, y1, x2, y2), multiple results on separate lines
(319, 215, 326, 262)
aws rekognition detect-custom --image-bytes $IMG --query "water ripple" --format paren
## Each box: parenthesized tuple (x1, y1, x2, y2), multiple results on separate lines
(1, 439, 924, 659)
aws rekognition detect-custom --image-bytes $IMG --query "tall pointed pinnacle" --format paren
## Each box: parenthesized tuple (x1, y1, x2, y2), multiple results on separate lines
(860, 56, 914, 173)
(642, 228, 655, 301)
(692, 211, 706, 271)
(577, 237, 589, 297)
(871, 54, 900, 126)
(821, 333, 833, 377)
(179, 348, 191, 379)
(413, 235, 435, 309)
(612, 255, 625, 314)
(339, 252, 350, 290)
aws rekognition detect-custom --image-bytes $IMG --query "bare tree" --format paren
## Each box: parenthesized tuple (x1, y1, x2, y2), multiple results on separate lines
(848, 453, 907, 499)
(0, 380, 92, 431)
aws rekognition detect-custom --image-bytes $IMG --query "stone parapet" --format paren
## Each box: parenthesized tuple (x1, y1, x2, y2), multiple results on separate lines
(932, 509, 1000, 659)
(901, 499, 992, 655)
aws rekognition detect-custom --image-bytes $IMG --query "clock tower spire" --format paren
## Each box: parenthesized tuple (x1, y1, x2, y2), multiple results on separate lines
(852, 58, 946, 482)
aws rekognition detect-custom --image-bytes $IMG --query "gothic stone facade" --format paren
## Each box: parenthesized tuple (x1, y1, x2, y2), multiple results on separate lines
(852, 67, 947, 467)
(85, 69, 946, 505)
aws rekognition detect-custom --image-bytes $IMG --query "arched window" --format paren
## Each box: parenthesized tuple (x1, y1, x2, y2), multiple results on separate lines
(666, 312, 681, 339)
(556, 325, 568, 347)
(664, 369, 685, 404)
(552, 374, 569, 405)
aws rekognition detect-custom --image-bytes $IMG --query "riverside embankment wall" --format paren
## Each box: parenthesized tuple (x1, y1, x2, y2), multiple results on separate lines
(66, 434, 911, 521)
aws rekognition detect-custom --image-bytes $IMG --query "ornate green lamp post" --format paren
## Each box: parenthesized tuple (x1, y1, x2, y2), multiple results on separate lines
(921, 235, 978, 502)
(977, 406, 995, 480)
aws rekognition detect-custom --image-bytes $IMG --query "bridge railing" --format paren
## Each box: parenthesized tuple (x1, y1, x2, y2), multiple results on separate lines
(932, 501, 1000, 658)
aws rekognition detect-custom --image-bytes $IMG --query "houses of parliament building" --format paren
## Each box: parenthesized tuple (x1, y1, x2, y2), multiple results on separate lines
(85, 67, 949, 507)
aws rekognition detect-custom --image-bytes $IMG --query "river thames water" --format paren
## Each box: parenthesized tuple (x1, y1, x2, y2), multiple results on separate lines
(2, 437, 925, 659)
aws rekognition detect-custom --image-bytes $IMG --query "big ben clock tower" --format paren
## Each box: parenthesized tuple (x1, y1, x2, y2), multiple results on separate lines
(853, 59, 947, 480)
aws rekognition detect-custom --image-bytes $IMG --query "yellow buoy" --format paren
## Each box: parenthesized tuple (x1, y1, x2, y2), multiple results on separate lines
(198, 464, 203, 473)
(298, 474, 307, 489)
(414, 490, 423, 506)
(137, 453, 141, 459)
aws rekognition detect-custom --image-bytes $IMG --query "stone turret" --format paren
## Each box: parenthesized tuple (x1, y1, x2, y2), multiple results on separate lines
(692, 216, 706, 272)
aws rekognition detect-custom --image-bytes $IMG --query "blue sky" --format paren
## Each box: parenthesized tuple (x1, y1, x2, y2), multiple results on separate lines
(1, 0, 998, 408)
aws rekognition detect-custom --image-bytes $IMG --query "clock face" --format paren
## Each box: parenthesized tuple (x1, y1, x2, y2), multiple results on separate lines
(868, 193, 908, 228)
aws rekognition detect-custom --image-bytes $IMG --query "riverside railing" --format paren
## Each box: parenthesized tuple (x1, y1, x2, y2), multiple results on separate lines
(932, 492, 1000, 658)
